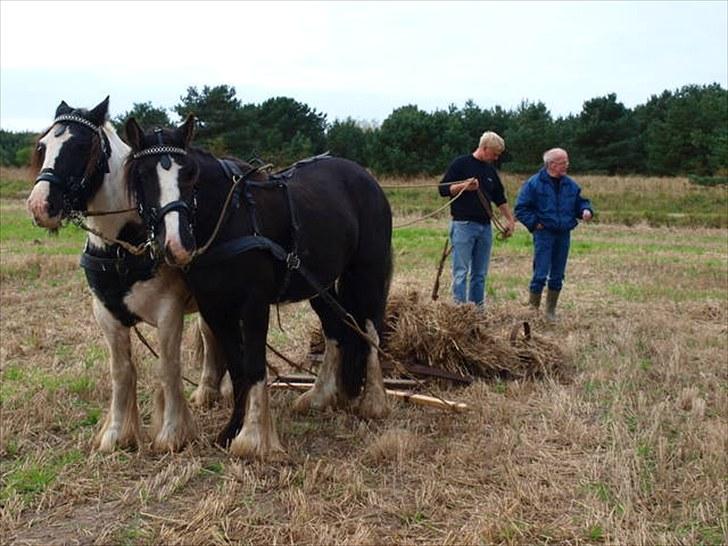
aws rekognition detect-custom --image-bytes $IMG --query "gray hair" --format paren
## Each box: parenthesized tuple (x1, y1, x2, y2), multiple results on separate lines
(543, 148, 568, 166)
(479, 131, 505, 152)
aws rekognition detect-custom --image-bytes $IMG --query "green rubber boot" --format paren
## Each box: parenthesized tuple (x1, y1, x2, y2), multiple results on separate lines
(545, 289, 560, 322)
(528, 291, 542, 310)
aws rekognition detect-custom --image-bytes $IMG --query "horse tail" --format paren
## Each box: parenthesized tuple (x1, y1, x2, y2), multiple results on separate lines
(339, 329, 369, 399)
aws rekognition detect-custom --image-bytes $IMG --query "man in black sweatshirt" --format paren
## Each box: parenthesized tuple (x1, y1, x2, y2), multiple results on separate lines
(439, 131, 515, 306)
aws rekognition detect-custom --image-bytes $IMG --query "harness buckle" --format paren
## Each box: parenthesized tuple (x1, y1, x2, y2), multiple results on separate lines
(115, 246, 129, 277)
(285, 252, 301, 270)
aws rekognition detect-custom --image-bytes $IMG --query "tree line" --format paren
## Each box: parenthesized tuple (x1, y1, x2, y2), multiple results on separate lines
(1, 83, 726, 176)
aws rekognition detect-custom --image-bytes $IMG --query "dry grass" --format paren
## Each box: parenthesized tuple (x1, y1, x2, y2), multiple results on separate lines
(1, 183, 727, 545)
(382, 292, 568, 380)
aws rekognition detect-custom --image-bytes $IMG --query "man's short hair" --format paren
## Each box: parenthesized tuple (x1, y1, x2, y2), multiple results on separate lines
(543, 148, 568, 165)
(479, 131, 505, 152)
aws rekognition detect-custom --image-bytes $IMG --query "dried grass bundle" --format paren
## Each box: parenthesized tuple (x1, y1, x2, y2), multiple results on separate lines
(309, 290, 568, 381)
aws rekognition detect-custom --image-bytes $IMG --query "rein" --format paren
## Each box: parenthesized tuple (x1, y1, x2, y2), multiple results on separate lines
(68, 212, 150, 256)
(188, 164, 263, 261)
(82, 207, 137, 217)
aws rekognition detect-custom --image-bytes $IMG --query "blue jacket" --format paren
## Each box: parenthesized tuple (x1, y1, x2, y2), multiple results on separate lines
(515, 168, 593, 233)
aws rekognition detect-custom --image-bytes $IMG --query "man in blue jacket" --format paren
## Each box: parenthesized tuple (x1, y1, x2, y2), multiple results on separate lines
(515, 148, 593, 321)
(439, 131, 516, 307)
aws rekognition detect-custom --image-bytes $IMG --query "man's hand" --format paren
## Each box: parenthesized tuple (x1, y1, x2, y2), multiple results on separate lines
(451, 177, 479, 195)
(464, 177, 479, 191)
(582, 210, 593, 222)
(502, 218, 516, 238)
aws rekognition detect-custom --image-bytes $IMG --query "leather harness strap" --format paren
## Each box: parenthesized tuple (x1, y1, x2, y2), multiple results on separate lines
(195, 156, 332, 304)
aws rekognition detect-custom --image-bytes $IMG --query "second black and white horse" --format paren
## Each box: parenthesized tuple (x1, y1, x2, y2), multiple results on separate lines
(26, 98, 228, 452)
(124, 115, 393, 459)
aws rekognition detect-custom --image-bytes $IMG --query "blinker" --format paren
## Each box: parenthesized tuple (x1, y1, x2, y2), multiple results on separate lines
(54, 124, 67, 137)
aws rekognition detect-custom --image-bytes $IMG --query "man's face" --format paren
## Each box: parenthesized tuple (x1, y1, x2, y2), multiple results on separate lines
(549, 154, 569, 176)
(482, 147, 502, 162)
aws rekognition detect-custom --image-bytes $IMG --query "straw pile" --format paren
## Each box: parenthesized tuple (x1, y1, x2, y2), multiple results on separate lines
(309, 290, 568, 381)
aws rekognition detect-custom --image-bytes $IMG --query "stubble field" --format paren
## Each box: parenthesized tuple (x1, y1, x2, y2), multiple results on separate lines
(1, 168, 726, 545)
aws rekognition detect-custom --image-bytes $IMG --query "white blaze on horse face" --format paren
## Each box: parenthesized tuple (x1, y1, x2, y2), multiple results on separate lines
(156, 161, 191, 263)
(26, 128, 73, 226)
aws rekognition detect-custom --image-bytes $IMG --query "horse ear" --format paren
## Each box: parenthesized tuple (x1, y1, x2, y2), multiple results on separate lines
(178, 114, 196, 147)
(55, 100, 72, 117)
(88, 96, 110, 126)
(125, 117, 144, 151)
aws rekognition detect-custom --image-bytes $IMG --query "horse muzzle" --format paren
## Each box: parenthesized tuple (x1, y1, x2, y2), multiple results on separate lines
(26, 182, 63, 229)
(164, 239, 195, 267)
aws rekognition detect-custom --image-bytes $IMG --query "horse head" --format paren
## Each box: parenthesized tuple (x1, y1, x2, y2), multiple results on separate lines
(125, 114, 198, 267)
(27, 97, 112, 230)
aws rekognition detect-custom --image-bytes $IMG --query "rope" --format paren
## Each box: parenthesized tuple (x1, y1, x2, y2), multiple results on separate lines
(393, 185, 467, 229)
(132, 325, 198, 387)
(379, 182, 448, 189)
(70, 214, 150, 256)
(384, 179, 510, 236)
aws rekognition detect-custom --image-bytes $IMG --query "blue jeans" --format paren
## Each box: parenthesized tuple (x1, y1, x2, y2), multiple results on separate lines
(530, 229, 571, 293)
(450, 220, 492, 306)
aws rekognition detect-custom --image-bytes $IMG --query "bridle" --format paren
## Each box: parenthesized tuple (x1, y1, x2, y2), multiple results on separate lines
(130, 131, 196, 250)
(33, 114, 114, 217)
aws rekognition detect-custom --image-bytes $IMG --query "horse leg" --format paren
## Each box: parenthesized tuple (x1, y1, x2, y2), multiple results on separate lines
(230, 301, 285, 460)
(204, 314, 249, 448)
(190, 315, 230, 407)
(292, 292, 346, 413)
(92, 299, 142, 452)
(150, 305, 197, 452)
(339, 267, 390, 419)
(356, 320, 389, 419)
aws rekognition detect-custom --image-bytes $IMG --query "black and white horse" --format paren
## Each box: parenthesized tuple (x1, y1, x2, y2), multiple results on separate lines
(124, 115, 393, 459)
(26, 98, 228, 452)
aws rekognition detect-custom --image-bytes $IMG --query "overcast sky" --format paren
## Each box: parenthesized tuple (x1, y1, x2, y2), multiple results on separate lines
(1, 0, 726, 132)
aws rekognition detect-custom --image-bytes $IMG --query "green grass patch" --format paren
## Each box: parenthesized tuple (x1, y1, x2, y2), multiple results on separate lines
(607, 282, 725, 302)
(0, 178, 32, 199)
(202, 461, 224, 475)
(1, 362, 96, 406)
(1, 449, 83, 501)
(0, 206, 86, 247)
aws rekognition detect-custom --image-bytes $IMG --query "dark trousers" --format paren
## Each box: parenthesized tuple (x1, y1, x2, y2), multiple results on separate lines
(529, 229, 571, 293)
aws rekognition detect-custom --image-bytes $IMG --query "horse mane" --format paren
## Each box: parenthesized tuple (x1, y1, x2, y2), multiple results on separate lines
(29, 127, 51, 177)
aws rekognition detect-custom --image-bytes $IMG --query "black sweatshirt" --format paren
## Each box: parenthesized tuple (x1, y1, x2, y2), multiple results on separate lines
(439, 154, 507, 224)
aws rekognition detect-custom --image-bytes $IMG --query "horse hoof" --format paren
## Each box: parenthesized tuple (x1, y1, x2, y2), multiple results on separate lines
(95, 429, 120, 452)
(190, 385, 221, 408)
(358, 399, 391, 420)
(229, 436, 286, 461)
(292, 390, 314, 413)
(152, 431, 190, 453)
(292, 388, 340, 414)
(94, 427, 139, 452)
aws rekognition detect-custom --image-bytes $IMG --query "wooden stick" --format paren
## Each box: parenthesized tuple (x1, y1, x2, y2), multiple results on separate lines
(272, 374, 420, 389)
(268, 382, 468, 412)
(431, 237, 451, 301)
